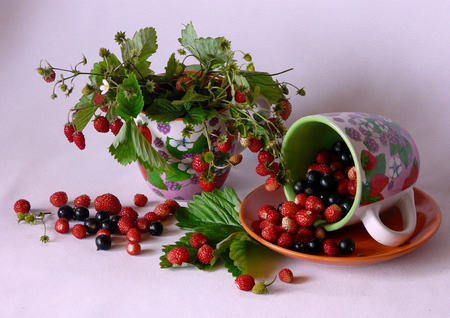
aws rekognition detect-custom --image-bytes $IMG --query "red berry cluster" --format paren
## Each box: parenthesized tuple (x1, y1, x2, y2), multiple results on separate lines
(166, 231, 215, 266)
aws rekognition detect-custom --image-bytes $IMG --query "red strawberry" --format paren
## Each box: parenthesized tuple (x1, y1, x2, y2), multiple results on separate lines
(295, 209, 317, 227)
(281, 217, 298, 234)
(279, 268, 294, 283)
(261, 225, 279, 242)
(100, 105, 108, 112)
(308, 163, 332, 175)
(154, 203, 171, 220)
(347, 166, 357, 181)
(164, 199, 180, 213)
(277, 99, 292, 120)
(144, 211, 159, 222)
(337, 179, 348, 195)
(120, 207, 138, 220)
(265, 176, 280, 192)
(235, 274, 255, 291)
(235, 91, 246, 103)
(117, 216, 136, 235)
(190, 232, 208, 248)
(361, 150, 377, 171)
(256, 163, 271, 176)
(64, 124, 75, 143)
(251, 220, 261, 234)
(324, 204, 342, 223)
(199, 172, 217, 192)
(370, 174, 389, 195)
(126, 228, 141, 243)
(127, 242, 141, 256)
(167, 247, 190, 265)
(270, 162, 279, 176)
(136, 218, 150, 232)
(110, 119, 123, 136)
(258, 205, 276, 220)
(347, 180, 357, 196)
(72, 224, 87, 239)
(217, 135, 233, 153)
(323, 239, 339, 256)
(73, 131, 86, 150)
(94, 91, 104, 105)
(330, 161, 344, 172)
(93, 116, 109, 133)
(55, 218, 69, 234)
(94, 193, 122, 214)
(197, 244, 214, 264)
(138, 124, 152, 145)
(192, 154, 210, 173)
(294, 193, 307, 208)
(175, 76, 193, 91)
(248, 137, 262, 153)
(74, 194, 90, 208)
(315, 150, 329, 164)
(305, 196, 324, 214)
(266, 210, 281, 223)
(14, 199, 30, 213)
(43, 69, 56, 82)
(259, 219, 276, 230)
(96, 229, 111, 237)
(50, 191, 68, 207)
(280, 201, 299, 218)
(134, 193, 148, 207)
(258, 150, 274, 164)
(294, 227, 313, 243)
(277, 232, 293, 248)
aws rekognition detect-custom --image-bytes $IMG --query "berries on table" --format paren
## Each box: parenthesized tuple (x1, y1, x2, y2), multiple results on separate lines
(93, 116, 109, 133)
(144, 211, 159, 223)
(64, 124, 75, 143)
(55, 218, 69, 234)
(167, 247, 190, 265)
(73, 131, 86, 150)
(190, 232, 208, 248)
(74, 206, 90, 221)
(324, 204, 342, 223)
(136, 218, 150, 232)
(117, 216, 136, 235)
(101, 219, 116, 233)
(339, 238, 356, 255)
(134, 193, 148, 207)
(96, 234, 112, 250)
(110, 119, 123, 136)
(235, 274, 255, 291)
(14, 199, 30, 213)
(126, 242, 141, 256)
(72, 224, 87, 239)
(84, 218, 99, 234)
(148, 221, 163, 236)
(154, 203, 171, 220)
(57, 205, 74, 220)
(95, 211, 110, 223)
(192, 154, 210, 173)
(164, 199, 180, 213)
(126, 228, 141, 243)
(278, 268, 294, 283)
(323, 239, 339, 256)
(74, 194, 90, 208)
(50, 191, 68, 207)
(96, 229, 111, 237)
(94, 193, 121, 214)
(197, 244, 214, 264)
(120, 207, 138, 220)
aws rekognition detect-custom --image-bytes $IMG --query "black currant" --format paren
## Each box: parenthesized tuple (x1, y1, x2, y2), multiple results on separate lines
(327, 193, 341, 206)
(292, 242, 310, 253)
(74, 206, 89, 221)
(96, 234, 112, 250)
(320, 175, 336, 190)
(332, 141, 348, 154)
(96, 211, 110, 223)
(308, 238, 323, 255)
(306, 170, 321, 186)
(84, 218, 99, 234)
(57, 205, 74, 220)
(304, 187, 316, 196)
(149, 221, 163, 236)
(293, 180, 306, 194)
(277, 202, 283, 213)
(340, 198, 354, 214)
(110, 214, 121, 224)
(340, 151, 353, 166)
(319, 192, 328, 202)
(339, 238, 355, 255)
(101, 219, 116, 233)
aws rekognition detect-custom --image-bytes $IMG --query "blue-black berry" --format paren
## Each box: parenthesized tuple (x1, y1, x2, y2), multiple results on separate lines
(149, 221, 163, 236)
(96, 234, 111, 250)
(57, 205, 74, 220)
(95, 211, 110, 223)
(74, 206, 89, 221)
(339, 238, 355, 255)
(84, 218, 99, 234)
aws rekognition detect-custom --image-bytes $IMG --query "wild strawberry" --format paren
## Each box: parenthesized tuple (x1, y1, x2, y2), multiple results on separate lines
(199, 172, 217, 192)
(277, 232, 293, 248)
(315, 150, 330, 164)
(251, 220, 261, 233)
(175, 76, 193, 91)
(136, 218, 150, 232)
(126, 228, 141, 243)
(295, 209, 317, 227)
(14, 199, 30, 213)
(144, 211, 159, 222)
(94, 91, 104, 105)
(334, 171, 346, 182)
(256, 163, 271, 176)
(280, 201, 299, 218)
(261, 225, 279, 242)
(167, 247, 190, 265)
(96, 229, 111, 237)
(315, 227, 326, 240)
(294, 193, 307, 208)
(347, 166, 357, 180)
(337, 179, 348, 195)
(229, 154, 243, 166)
(258, 205, 276, 220)
(266, 210, 281, 223)
(235, 91, 246, 103)
(120, 207, 138, 220)
(305, 196, 324, 214)
(55, 218, 69, 234)
(127, 242, 141, 255)
(50, 191, 68, 207)
(94, 193, 122, 214)
(72, 224, 87, 239)
(281, 217, 298, 234)
(93, 116, 109, 133)
(73, 131, 86, 150)
(164, 199, 180, 213)
(138, 124, 152, 144)
(133, 193, 148, 207)
(277, 99, 292, 120)
(259, 220, 276, 230)
(323, 239, 339, 256)
(110, 119, 123, 135)
(100, 105, 109, 112)
(74, 194, 90, 208)
(258, 150, 274, 164)
(43, 69, 56, 82)
(324, 204, 342, 223)
(347, 180, 357, 196)
(279, 268, 294, 283)
(235, 274, 255, 291)
(265, 176, 280, 192)
(154, 203, 171, 220)
(239, 137, 250, 147)
(192, 154, 210, 173)
(248, 137, 262, 152)
(270, 162, 279, 176)
(294, 227, 313, 243)
(197, 244, 214, 264)
(330, 161, 344, 172)
(308, 163, 332, 175)
(64, 124, 75, 143)
(117, 216, 136, 235)
(190, 232, 208, 248)
(217, 135, 232, 153)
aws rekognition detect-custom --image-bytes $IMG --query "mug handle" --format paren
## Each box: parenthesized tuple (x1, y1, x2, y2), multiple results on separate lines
(233, 96, 271, 155)
(360, 187, 417, 246)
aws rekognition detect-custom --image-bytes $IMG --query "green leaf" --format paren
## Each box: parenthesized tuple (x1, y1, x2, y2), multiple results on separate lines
(229, 237, 254, 274)
(165, 162, 192, 182)
(165, 53, 177, 79)
(147, 169, 168, 190)
(245, 72, 284, 104)
(116, 74, 144, 120)
(121, 27, 158, 61)
(183, 107, 206, 125)
(223, 253, 243, 277)
(211, 232, 248, 266)
(89, 62, 106, 87)
(234, 74, 250, 90)
(108, 119, 137, 165)
(187, 134, 208, 154)
(145, 98, 185, 123)
(73, 93, 96, 131)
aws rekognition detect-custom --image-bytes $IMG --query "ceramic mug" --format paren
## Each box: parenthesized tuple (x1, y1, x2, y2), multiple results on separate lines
(282, 112, 420, 246)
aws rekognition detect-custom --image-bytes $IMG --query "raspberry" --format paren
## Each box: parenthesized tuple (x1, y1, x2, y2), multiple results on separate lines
(258, 150, 274, 164)
(324, 204, 342, 223)
(167, 247, 190, 265)
(73, 131, 86, 150)
(337, 179, 348, 195)
(279, 268, 294, 283)
(294, 193, 307, 208)
(190, 232, 208, 248)
(136, 218, 150, 232)
(280, 201, 299, 218)
(248, 137, 262, 152)
(315, 150, 329, 164)
(93, 116, 109, 133)
(94, 193, 122, 214)
(134, 194, 148, 207)
(258, 205, 276, 220)
(127, 242, 141, 256)
(261, 226, 279, 242)
(217, 135, 233, 153)
(117, 216, 136, 235)
(14, 199, 30, 213)
(265, 175, 280, 192)
(192, 154, 209, 173)
(277, 99, 292, 120)
(64, 124, 75, 143)
(50, 191, 68, 207)
(277, 232, 293, 248)
(294, 227, 313, 243)
(72, 224, 87, 239)
(305, 196, 324, 214)
(197, 244, 214, 264)
(110, 119, 123, 136)
(347, 180, 357, 196)
(308, 163, 332, 175)
(235, 275, 255, 291)
(94, 91, 104, 105)
(281, 216, 298, 234)
(164, 199, 180, 213)
(295, 209, 317, 227)
(144, 211, 159, 222)
(74, 194, 90, 208)
(154, 203, 171, 220)
(323, 239, 339, 256)
(120, 207, 138, 220)
(55, 218, 69, 234)
(347, 166, 357, 181)
(266, 210, 281, 223)
(96, 229, 111, 237)
(126, 228, 141, 243)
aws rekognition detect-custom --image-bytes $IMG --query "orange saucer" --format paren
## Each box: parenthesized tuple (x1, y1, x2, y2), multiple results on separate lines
(239, 186, 441, 265)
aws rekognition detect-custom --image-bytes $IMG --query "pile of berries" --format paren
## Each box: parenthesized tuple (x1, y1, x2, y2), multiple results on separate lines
(234, 268, 294, 294)
(166, 232, 214, 265)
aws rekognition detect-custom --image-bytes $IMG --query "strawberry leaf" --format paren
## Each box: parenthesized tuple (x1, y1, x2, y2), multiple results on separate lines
(116, 74, 144, 120)
(121, 27, 158, 62)
(73, 93, 96, 131)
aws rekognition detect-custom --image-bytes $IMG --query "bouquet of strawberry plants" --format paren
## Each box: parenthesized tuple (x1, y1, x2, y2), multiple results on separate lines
(37, 23, 305, 192)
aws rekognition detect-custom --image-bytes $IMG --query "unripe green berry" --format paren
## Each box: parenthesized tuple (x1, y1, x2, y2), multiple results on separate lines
(99, 48, 110, 58)
(36, 67, 44, 75)
(243, 53, 252, 62)
(81, 84, 93, 95)
(252, 282, 267, 294)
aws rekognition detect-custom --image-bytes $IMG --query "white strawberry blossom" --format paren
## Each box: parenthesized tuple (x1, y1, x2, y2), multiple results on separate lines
(100, 79, 110, 95)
